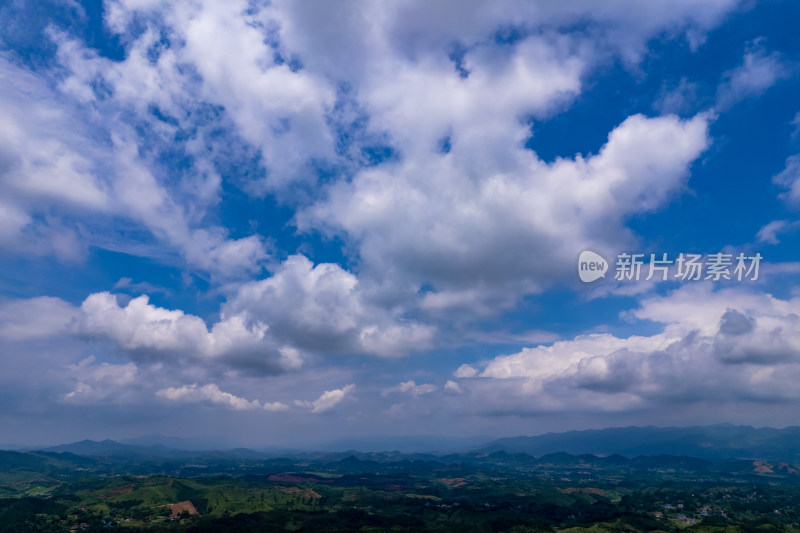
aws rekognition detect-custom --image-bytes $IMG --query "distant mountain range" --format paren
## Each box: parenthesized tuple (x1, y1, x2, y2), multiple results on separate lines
(478, 423, 800, 461)
(2, 445, 796, 490)
(119, 434, 223, 450)
(8, 423, 800, 462)
(45, 439, 155, 456)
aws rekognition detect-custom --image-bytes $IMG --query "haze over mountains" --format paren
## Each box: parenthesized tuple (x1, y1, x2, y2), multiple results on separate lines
(478, 424, 800, 461)
(8, 424, 800, 462)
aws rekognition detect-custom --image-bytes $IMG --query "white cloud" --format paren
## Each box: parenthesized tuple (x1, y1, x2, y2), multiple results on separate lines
(106, 133, 268, 278)
(630, 283, 789, 335)
(224, 255, 434, 356)
(757, 219, 800, 244)
(301, 113, 709, 312)
(15, 0, 731, 287)
(79, 292, 214, 354)
(450, 284, 800, 414)
(157, 383, 273, 411)
(78, 0, 336, 193)
(444, 380, 462, 394)
(271, 0, 738, 82)
(296, 384, 355, 413)
(0, 255, 434, 376)
(791, 112, 800, 139)
(775, 155, 800, 205)
(64, 356, 139, 404)
(262, 401, 291, 412)
(381, 380, 437, 398)
(76, 291, 303, 374)
(0, 296, 79, 341)
(157, 381, 290, 412)
(0, 56, 107, 261)
(0, 57, 110, 212)
(0, 199, 31, 245)
(716, 40, 790, 109)
(0, 0, 763, 434)
(455, 364, 478, 378)
(0, 0, 735, 332)
(0, 47, 268, 277)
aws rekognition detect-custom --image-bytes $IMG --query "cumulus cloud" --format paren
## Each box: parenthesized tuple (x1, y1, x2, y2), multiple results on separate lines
(0, 0, 735, 319)
(454, 364, 479, 378)
(78, 265, 429, 369)
(56, 0, 335, 195)
(0, 253, 434, 378)
(79, 292, 218, 355)
(224, 255, 434, 356)
(301, 113, 709, 312)
(262, 401, 291, 412)
(0, 296, 79, 341)
(0, 291, 300, 375)
(296, 384, 355, 413)
(381, 380, 437, 398)
(272, 1, 725, 317)
(271, 0, 738, 82)
(10, 0, 730, 289)
(449, 284, 800, 414)
(444, 380, 462, 394)
(157, 383, 273, 411)
(76, 292, 304, 374)
(63, 356, 139, 404)
(156, 382, 290, 412)
(1, 0, 772, 438)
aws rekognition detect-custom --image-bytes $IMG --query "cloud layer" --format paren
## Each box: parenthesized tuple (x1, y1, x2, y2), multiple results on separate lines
(2, 0, 800, 445)
(448, 284, 800, 416)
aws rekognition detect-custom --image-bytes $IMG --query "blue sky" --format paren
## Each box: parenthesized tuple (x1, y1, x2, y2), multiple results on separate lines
(1, 0, 800, 448)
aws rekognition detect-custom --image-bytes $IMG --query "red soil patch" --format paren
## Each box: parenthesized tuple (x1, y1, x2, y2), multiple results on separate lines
(278, 486, 321, 499)
(166, 501, 198, 516)
(438, 478, 468, 488)
(753, 461, 774, 473)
